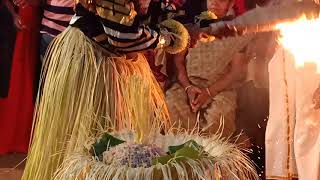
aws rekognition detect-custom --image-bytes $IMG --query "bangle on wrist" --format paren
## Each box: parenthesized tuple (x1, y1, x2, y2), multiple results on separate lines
(206, 87, 216, 99)
(184, 85, 193, 93)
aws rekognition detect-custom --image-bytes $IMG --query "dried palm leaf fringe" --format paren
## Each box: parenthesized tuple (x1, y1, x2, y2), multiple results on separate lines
(22, 27, 169, 180)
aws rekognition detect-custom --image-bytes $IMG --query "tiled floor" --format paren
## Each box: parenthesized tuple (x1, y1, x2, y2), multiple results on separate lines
(0, 153, 26, 180)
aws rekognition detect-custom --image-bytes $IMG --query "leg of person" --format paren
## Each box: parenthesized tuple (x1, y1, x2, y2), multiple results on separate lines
(294, 64, 320, 180)
(265, 48, 298, 179)
(39, 33, 54, 62)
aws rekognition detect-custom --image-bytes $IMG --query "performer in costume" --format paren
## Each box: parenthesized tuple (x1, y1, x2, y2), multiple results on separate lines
(22, 0, 189, 179)
(141, 0, 187, 89)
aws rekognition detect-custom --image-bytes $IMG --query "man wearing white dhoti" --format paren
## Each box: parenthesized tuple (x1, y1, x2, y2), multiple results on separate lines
(266, 46, 320, 180)
(200, 0, 320, 178)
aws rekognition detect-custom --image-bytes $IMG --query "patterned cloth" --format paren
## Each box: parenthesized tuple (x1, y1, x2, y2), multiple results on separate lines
(40, 0, 74, 37)
(70, 3, 162, 53)
(144, 50, 167, 83)
(166, 35, 253, 136)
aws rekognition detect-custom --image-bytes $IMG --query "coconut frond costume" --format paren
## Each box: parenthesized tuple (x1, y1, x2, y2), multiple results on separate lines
(52, 89, 259, 180)
(22, 1, 190, 180)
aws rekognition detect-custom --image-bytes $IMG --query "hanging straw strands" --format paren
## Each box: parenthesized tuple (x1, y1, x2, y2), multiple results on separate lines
(23, 27, 170, 180)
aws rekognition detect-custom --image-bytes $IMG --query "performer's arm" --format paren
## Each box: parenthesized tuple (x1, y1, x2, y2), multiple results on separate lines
(70, 3, 184, 53)
(102, 22, 163, 53)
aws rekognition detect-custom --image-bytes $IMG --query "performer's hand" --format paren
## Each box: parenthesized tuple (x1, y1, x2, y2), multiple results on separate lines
(312, 86, 320, 109)
(191, 88, 214, 112)
(13, 14, 26, 30)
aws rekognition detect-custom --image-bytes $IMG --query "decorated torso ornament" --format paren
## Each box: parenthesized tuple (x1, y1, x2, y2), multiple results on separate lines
(76, 0, 137, 26)
(71, 0, 190, 55)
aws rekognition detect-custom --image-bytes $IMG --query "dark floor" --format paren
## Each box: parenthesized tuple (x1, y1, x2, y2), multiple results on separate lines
(236, 81, 269, 180)
(0, 153, 26, 180)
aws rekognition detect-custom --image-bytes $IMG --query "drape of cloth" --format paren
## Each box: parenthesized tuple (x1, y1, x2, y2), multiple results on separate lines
(0, 5, 40, 154)
(144, 50, 167, 83)
(166, 36, 253, 137)
(0, 4, 16, 98)
(266, 47, 320, 180)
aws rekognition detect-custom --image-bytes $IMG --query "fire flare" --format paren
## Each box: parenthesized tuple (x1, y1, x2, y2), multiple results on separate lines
(276, 15, 320, 72)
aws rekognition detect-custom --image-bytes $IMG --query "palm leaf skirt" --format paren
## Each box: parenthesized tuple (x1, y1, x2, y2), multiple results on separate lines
(22, 27, 169, 180)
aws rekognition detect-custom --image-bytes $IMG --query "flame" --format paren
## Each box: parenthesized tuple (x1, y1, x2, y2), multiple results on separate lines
(276, 15, 320, 72)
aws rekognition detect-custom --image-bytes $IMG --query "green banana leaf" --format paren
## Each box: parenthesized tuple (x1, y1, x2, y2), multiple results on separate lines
(152, 154, 174, 165)
(153, 140, 204, 165)
(168, 140, 203, 154)
(91, 133, 125, 156)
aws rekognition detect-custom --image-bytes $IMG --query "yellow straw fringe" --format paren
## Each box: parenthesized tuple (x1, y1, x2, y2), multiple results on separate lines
(22, 27, 170, 180)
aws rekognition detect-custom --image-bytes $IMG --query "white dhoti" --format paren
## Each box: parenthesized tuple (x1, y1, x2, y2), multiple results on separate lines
(266, 47, 320, 180)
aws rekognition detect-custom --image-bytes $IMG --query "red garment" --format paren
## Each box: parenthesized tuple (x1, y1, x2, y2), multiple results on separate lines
(144, 51, 167, 83)
(0, 6, 40, 154)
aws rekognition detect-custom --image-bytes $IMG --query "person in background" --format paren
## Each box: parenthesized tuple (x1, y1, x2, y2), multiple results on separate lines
(0, 0, 25, 99)
(0, 0, 41, 154)
(166, 0, 250, 137)
(0, 1, 16, 99)
(142, 0, 188, 89)
(39, 0, 74, 61)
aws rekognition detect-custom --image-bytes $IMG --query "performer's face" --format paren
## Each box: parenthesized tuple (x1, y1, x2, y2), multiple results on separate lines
(207, 0, 233, 18)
